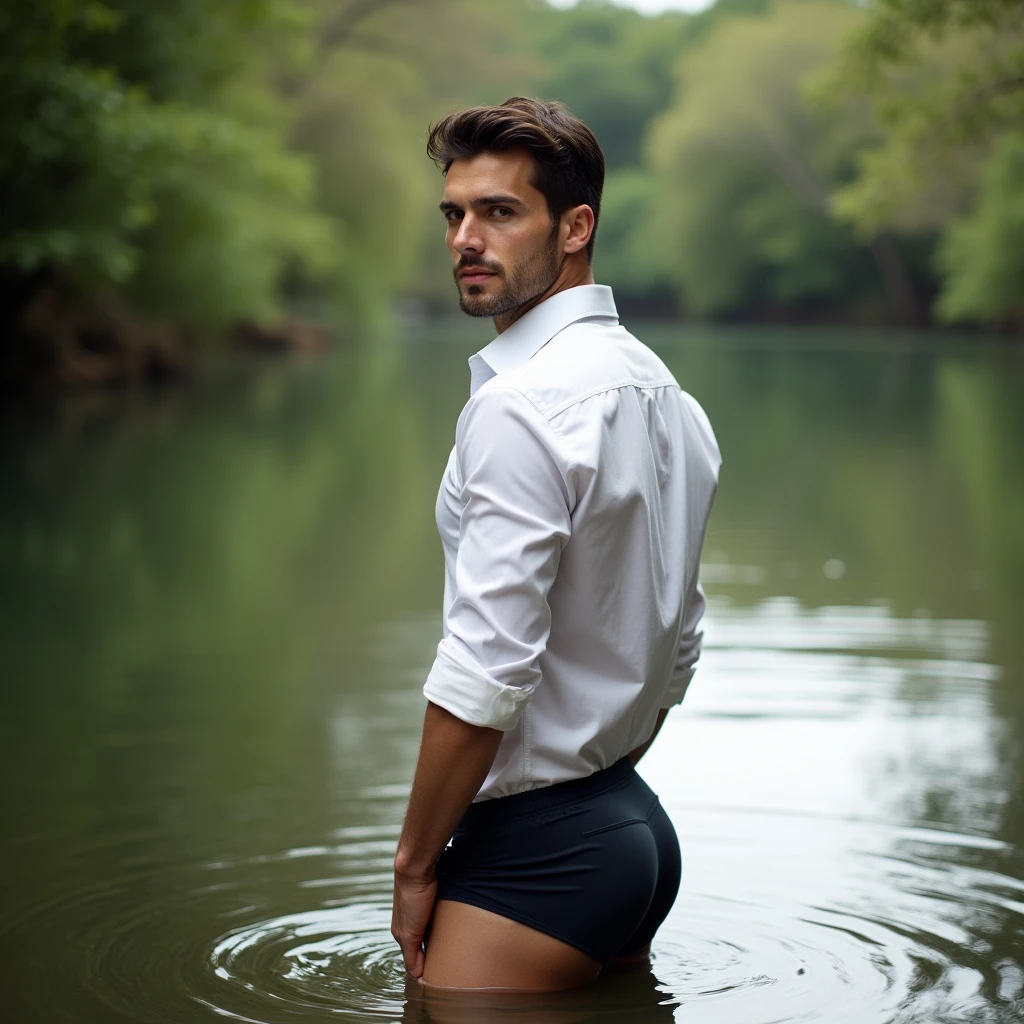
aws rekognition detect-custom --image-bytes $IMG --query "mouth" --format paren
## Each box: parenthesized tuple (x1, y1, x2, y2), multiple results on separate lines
(458, 269, 497, 285)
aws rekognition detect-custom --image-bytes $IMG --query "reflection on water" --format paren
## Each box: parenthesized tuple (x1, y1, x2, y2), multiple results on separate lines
(0, 328, 1021, 1022)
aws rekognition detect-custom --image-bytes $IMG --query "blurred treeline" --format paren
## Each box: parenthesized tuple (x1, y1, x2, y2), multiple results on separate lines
(2, 0, 1022, 389)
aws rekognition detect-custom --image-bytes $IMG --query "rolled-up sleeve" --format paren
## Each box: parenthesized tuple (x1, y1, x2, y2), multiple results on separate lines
(661, 578, 707, 708)
(423, 386, 573, 731)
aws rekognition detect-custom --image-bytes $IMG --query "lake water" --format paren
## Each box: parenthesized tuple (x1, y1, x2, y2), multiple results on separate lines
(1, 325, 1022, 1023)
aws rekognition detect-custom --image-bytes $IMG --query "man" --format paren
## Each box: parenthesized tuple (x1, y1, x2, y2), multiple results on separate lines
(391, 97, 721, 992)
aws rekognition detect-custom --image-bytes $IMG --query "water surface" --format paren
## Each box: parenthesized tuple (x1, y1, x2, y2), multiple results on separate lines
(1, 326, 1022, 1022)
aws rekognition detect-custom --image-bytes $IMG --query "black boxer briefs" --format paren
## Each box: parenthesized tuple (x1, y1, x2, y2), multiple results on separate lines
(432, 755, 681, 966)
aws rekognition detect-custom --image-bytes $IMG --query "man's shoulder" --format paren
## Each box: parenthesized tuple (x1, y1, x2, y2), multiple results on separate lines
(498, 320, 680, 421)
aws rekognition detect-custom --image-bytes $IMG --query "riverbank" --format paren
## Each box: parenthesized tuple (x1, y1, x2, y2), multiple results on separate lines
(1, 277, 334, 396)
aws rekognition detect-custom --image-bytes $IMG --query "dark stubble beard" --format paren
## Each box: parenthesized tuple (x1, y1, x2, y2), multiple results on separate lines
(455, 226, 562, 319)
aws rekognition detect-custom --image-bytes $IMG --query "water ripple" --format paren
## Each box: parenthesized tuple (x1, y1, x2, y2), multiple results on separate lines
(3, 595, 1021, 1023)
(206, 903, 403, 1020)
(0, 804, 1020, 1022)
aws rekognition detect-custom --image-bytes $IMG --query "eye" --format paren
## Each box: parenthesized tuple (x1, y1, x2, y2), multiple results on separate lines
(443, 209, 463, 222)
(492, 207, 513, 219)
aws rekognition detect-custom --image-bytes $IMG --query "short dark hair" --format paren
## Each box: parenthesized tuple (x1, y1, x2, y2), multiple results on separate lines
(426, 97, 605, 263)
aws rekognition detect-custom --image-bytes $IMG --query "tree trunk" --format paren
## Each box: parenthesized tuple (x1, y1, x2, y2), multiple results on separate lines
(867, 234, 921, 325)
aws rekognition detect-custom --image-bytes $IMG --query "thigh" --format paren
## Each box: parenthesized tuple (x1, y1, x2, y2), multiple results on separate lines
(422, 898, 602, 991)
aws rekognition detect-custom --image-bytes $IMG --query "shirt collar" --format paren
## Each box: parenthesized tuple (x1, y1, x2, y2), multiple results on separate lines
(468, 284, 618, 396)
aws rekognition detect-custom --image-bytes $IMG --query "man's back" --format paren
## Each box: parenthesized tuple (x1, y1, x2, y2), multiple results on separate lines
(425, 285, 722, 800)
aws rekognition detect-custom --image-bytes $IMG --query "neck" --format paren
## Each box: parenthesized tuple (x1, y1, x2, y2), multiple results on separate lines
(493, 258, 595, 335)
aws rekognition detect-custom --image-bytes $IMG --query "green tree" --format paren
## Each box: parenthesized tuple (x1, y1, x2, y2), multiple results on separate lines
(524, 0, 692, 171)
(938, 134, 1024, 326)
(593, 168, 676, 310)
(823, 0, 1024, 325)
(649, 1, 915, 320)
(0, 1, 334, 329)
(0, 0, 528, 365)
(290, 0, 531, 323)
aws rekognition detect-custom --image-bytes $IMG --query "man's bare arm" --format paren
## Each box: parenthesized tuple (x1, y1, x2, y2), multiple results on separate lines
(626, 706, 669, 767)
(391, 700, 503, 977)
(395, 700, 503, 878)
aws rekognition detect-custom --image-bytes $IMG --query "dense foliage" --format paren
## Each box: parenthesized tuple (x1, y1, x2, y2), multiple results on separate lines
(0, 1, 333, 327)
(650, 2, 891, 319)
(820, 0, 1024, 325)
(0, 0, 1020, 388)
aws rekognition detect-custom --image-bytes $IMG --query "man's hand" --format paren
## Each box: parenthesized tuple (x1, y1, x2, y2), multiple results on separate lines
(391, 864, 438, 979)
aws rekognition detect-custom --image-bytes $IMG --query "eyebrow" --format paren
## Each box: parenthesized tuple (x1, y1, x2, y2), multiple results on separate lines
(439, 194, 525, 213)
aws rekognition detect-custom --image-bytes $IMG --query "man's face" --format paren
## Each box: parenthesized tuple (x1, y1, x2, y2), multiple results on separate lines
(440, 149, 562, 319)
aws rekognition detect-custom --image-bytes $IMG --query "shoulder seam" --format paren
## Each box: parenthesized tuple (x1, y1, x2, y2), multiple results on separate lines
(545, 376, 679, 420)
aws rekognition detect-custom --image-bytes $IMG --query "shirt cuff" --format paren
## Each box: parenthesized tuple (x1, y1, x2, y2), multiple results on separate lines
(422, 637, 531, 731)
(660, 667, 695, 709)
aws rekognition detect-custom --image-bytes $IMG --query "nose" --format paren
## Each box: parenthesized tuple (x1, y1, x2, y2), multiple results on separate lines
(451, 212, 484, 256)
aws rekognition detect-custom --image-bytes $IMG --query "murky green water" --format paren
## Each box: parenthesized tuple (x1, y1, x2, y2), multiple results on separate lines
(1, 326, 1022, 1023)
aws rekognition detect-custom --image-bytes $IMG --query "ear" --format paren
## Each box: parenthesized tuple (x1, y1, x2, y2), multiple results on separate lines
(561, 204, 595, 256)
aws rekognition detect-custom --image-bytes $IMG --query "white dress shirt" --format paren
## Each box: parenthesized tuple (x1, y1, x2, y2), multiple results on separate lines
(423, 284, 721, 802)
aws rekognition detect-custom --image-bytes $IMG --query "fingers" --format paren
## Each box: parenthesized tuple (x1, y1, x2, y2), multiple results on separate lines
(403, 937, 423, 974)
(392, 874, 437, 978)
(398, 931, 425, 977)
(391, 902, 427, 977)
